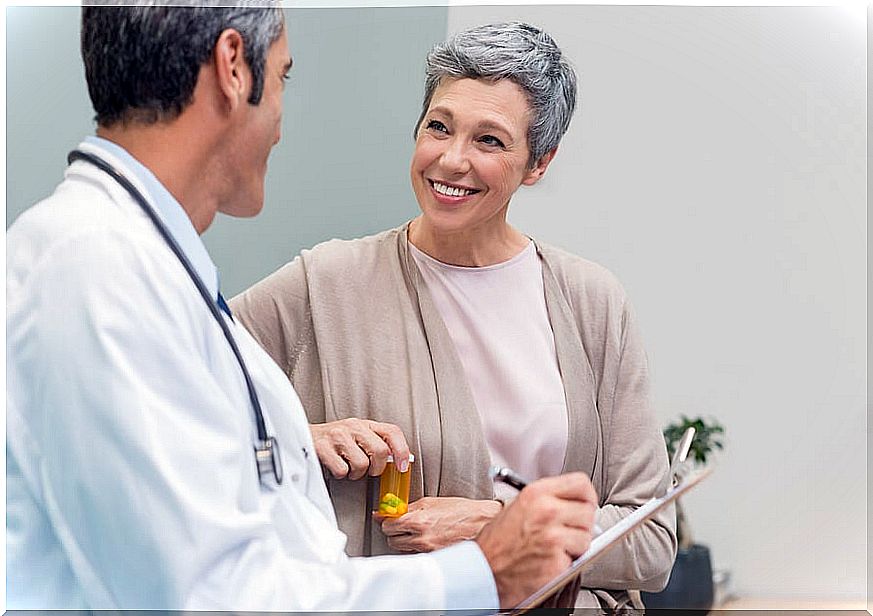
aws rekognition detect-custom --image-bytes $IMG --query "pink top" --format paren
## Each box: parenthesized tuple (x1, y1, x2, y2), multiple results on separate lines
(409, 241, 569, 495)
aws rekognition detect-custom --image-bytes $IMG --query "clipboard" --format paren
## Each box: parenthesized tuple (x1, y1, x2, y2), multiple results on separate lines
(506, 466, 713, 613)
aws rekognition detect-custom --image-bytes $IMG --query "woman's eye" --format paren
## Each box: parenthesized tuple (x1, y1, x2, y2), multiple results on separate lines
(479, 135, 505, 148)
(426, 120, 448, 133)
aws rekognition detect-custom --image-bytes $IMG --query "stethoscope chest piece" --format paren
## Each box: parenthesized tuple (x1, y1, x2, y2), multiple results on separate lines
(68, 148, 284, 491)
(256, 437, 283, 487)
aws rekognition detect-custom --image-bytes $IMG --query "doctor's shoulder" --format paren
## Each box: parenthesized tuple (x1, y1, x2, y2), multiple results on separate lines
(8, 183, 198, 320)
(10, 176, 167, 265)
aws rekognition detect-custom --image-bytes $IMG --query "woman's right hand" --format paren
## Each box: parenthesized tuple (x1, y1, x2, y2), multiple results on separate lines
(309, 418, 411, 480)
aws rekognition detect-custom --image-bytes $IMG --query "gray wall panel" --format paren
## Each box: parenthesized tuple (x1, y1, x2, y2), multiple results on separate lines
(6, 6, 448, 296)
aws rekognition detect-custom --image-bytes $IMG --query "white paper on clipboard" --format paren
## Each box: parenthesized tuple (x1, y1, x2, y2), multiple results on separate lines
(506, 467, 714, 614)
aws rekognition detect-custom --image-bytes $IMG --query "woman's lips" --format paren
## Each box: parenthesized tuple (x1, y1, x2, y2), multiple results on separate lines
(428, 179, 481, 205)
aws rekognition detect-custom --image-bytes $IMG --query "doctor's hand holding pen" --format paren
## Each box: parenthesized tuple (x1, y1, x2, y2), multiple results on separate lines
(309, 418, 411, 480)
(476, 471, 599, 609)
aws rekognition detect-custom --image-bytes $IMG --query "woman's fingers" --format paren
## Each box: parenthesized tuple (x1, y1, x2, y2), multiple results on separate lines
(352, 426, 392, 477)
(319, 447, 351, 479)
(385, 534, 419, 552)
(341, 442, 372, 480)
(310, 419, 411, 480)
(368, 421, 411, 472)
(379, 518, 410, 537)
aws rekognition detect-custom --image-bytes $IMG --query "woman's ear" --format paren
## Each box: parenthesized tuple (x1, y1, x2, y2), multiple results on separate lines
(212, 28, 250, 111)
(522, 147, 558, 186)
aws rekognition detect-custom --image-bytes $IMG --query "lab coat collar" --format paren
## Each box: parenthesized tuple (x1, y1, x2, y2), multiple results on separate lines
(80, 136, 220, 301)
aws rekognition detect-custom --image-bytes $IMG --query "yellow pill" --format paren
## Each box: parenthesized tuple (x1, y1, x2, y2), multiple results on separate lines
(397, 502, 408, 515)
(384, 505, 398, 515)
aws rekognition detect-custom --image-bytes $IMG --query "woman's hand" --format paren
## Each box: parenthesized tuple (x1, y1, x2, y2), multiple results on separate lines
(309, 419, 410, 480)
(378, 496, 502, 552)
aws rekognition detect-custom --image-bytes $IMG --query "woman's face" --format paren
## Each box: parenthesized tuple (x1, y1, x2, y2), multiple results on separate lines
(410, 77, 552, 237)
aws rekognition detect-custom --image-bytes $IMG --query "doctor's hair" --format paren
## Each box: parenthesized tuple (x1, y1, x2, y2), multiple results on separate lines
(81, 2, 284, 127)
(413, 22, 577, 169)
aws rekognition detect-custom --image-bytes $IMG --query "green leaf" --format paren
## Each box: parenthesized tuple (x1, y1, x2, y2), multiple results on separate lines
(662, 415, 725, 464)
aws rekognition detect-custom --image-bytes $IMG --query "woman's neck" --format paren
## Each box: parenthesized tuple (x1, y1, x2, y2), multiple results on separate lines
(408, 216, 530, 267)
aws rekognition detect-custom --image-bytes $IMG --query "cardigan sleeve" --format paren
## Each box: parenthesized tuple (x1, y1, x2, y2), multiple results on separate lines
(230, 257, 327, 425)
(577, 299, 677, 592)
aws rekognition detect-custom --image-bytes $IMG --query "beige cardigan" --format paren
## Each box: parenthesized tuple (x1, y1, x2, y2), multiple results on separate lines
(231, 224, 676, 606)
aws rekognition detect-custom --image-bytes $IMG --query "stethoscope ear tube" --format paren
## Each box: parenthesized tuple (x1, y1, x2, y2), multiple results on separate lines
(67, 149, 283, 487)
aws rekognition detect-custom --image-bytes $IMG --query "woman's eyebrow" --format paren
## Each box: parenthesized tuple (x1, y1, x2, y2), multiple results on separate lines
(428, 107, 512, 135)
(477, 120, 512, 135)
(427, 106, 453, 119)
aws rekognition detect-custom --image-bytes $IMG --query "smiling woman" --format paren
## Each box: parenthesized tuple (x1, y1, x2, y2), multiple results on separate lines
(409, 78, 552, 257)
(231, 21, 677, 611)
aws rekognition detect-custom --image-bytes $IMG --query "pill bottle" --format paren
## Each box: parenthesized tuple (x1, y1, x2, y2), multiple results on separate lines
(377, 454, 415, 517)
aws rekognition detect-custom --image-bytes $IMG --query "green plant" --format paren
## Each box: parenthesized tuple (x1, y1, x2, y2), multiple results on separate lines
(664, 416, 724, 465)
(663, 415, 724, 549)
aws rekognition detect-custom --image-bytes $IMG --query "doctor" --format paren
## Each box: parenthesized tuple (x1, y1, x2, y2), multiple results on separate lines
(6, 4, 599, 611)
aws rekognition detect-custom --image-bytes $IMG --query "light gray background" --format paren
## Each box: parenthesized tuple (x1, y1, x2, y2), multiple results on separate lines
(867, 7, 871, 614)
(6, 4, 867, 605)
(445, 5, 866, 602)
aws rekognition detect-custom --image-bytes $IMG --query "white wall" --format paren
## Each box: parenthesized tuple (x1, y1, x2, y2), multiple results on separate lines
(447, 5, 866, 602)
(866, 12, 871, 615)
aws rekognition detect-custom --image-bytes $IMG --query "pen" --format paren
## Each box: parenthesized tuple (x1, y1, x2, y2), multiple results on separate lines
(490, 465, 530, 491)
(490, 465, 603, 536)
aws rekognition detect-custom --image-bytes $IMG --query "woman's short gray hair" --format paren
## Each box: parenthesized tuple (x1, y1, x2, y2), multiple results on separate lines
(415, 22, 577, 168)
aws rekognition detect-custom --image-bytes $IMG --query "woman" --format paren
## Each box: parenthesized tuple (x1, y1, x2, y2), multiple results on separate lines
(231, 22, 676, 609)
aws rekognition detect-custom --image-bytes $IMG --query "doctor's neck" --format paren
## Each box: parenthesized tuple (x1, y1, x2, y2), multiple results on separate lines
(96, 117, 223, 235)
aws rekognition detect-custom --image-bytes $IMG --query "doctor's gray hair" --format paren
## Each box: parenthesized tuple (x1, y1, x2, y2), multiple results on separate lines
(414, 22, 577, 168)
(82, 2, 284, 126)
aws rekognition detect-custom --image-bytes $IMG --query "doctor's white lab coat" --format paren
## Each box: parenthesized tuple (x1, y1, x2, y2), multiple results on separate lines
(6, 139, 495, 610)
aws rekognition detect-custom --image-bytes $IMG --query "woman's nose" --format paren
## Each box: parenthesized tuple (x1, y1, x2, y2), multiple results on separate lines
(439, 138, 472, 175)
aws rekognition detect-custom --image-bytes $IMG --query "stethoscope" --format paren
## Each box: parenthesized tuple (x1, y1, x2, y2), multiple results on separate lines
(68, 149, 284, 488)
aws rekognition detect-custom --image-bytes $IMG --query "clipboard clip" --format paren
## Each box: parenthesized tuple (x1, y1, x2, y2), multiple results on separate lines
(503, 426, 707, 614)
(668, 426, 696, 491)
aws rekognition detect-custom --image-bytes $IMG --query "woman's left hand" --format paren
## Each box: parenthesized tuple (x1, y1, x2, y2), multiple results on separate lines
(378, 496, 502, 553)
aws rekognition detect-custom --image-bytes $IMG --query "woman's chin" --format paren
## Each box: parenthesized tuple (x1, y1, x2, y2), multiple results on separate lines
(417, 210, 477, 236)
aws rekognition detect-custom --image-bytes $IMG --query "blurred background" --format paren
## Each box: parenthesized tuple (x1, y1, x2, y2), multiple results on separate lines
(6, 4, 867, 610)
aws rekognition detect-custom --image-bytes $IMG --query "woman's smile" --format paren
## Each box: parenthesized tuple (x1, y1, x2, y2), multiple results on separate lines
(410, 77, 543, 241)
(428, 178, 482, 205)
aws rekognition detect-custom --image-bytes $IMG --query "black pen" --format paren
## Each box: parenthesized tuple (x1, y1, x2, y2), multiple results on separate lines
(490, 465, 530, 491)
(490, 464, 603, 536)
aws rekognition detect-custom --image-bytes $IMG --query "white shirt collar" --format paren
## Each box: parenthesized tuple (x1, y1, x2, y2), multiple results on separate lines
(83, 135, 220, 300)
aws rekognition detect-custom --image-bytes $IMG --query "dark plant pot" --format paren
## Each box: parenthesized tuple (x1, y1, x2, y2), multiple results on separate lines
(641, 543, 714, 614)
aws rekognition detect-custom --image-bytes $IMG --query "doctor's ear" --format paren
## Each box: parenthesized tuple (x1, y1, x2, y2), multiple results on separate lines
(213, 28, 251, 111)
(522, 147, 559, 186)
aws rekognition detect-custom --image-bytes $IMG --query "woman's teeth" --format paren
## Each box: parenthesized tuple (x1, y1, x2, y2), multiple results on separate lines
(432, 180, 476, 197)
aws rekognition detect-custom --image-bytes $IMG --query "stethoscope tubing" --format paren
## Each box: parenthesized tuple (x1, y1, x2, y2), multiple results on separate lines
(67, 149, 282, 485)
